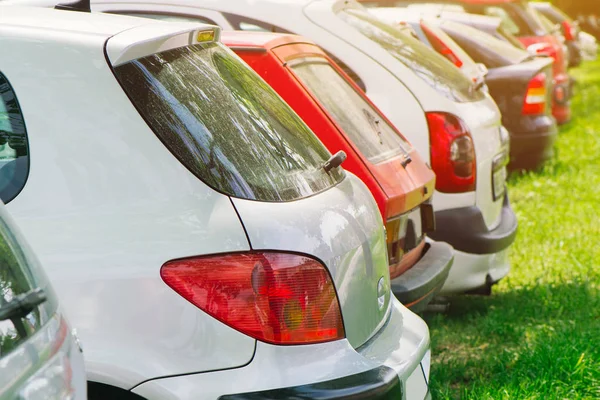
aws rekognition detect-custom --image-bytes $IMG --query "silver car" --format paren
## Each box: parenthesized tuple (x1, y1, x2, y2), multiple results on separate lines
(0, 201, 86, 400)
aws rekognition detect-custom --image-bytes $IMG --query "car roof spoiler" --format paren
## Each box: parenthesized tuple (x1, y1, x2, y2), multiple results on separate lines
(54, 0, 90, 12)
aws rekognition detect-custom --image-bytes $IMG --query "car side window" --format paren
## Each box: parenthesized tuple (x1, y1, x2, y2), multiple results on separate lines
(107, 12, 218, 26)
(0, 73, 29, 204)
(323, 51, 367, 92)
(223, 13, 291, 33)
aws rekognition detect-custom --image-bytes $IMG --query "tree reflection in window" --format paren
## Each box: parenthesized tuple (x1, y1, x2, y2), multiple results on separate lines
(115, 43, 344, 202)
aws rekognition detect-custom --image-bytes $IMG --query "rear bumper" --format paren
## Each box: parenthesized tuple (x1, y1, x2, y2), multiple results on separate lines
(391, 240, 454, 313)
(506, 115, 558, 170)
(219, 366, 404, 399)
(131, 298, 430, 400)
(428, 194, 517, 255)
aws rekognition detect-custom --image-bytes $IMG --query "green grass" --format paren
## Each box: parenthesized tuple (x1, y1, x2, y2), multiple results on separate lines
(426, 59, 600, 399)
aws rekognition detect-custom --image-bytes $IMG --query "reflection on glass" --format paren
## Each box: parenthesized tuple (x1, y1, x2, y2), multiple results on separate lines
(291, 59, 411, 164)
(115, 43, 344, 202)
(0, 221, 40, 357)
(0, 74, 29, 203)
(338, 8, 484, 103)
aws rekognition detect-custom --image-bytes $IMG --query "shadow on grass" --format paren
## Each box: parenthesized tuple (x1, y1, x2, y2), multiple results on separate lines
(424, 281, 600, 399)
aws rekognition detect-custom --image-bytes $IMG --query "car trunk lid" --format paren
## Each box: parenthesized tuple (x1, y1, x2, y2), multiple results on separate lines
(231, 174, 393, 348)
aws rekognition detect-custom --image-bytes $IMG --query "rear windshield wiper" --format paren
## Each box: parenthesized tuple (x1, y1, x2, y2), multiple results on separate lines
(0, 288, 47, 321)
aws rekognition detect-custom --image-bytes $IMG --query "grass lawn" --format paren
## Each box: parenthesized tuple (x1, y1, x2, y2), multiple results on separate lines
(427, 59, 600, 399)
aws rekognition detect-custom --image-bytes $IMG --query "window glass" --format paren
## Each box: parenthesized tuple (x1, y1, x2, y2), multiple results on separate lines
(291, 59, 411, 165)
(114, 43, 344, 202)
(338, 8, 484, 103)
(441, 21, 530, 67)
(0, 217, 51, 358)
(322, 51, 366, 92)
(0, 73, 29, 203)
(109, 12, 217, 25)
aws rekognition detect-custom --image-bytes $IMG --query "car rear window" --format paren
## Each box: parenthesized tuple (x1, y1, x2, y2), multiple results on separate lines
(114, 42, 344, 202)
(337, 7, 484, 103)
(441, 21, 530, 68)
(0, 217, 54, 357)
(0, 73, 29, 204)
(289, 58, 412, 165)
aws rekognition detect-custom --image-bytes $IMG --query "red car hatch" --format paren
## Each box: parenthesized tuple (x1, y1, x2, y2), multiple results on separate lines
(222, 31, 441, 306)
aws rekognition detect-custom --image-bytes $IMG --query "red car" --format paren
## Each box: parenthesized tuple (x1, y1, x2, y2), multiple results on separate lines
(222, 31, 454, 311)
(362, 0, 573, 124)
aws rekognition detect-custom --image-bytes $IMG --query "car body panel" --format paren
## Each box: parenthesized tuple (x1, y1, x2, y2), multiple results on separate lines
(131, 297, 430, 400)
(0, 8, 259, 386)
(0, 200, 86, 399)
(232, 174, 391, 348)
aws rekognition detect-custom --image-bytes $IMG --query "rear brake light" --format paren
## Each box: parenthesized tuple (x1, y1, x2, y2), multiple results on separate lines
(161, 252, 345, 345)
(562, 21, 576, 41)
(385, 215, 408, 267)
(19, 317, 75, 400)
(523, 73, 547, 115)
(427, 112, 476, 193)
(421, 22, 463, 68)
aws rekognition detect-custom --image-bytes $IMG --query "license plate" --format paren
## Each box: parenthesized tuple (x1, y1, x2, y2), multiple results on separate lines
(493, 166, 507, 201)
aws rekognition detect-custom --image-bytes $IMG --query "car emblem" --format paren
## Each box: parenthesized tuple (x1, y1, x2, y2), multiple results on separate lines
(377, 277, 386, 310)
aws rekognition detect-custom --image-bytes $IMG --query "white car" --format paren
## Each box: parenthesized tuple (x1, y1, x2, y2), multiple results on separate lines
(91, 0, 518, 295)
(0, 5, 431, 400)
(579, 31, 598, 61)
(0, 199, 86, 399)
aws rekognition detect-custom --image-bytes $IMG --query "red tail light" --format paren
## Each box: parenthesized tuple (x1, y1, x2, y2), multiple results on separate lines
(161, 252, 345, 345)
(522, 73, 547, 115)
(427, 112, 476, 193)
(421, 22, 463, 68)
(562, 21, 576, 41)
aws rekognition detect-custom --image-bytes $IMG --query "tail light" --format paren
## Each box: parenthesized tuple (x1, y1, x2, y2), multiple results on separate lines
(19, 317, 75, 400)
(522, 73, 547, 115)
(161, 252, 345, 345)
(562, 21, 576, 41)
(421, 22, 463, 68)
(427, 112, 476, 193)
(385, 214, 409, 268)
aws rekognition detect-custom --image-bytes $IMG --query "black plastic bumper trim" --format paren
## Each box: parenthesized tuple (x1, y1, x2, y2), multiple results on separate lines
(218, 365, 403, 399)
(428, 194, 518, 255)
(391, 241, 454, 312)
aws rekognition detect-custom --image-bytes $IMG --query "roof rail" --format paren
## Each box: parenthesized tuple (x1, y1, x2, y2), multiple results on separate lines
(55, 0, 90, 12)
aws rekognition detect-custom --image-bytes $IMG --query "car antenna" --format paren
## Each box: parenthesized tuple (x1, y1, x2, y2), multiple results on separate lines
(55, 0, 91, 12)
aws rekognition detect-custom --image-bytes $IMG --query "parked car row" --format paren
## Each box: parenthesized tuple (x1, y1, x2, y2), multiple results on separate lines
(0, 0, 593, 399)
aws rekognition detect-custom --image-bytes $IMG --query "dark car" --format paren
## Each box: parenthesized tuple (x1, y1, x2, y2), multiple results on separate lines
(439, 20, 557, 170)
(532, 2, 582, 67)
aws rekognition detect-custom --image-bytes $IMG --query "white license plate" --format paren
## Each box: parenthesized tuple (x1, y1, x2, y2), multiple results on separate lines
(493, 167, 507, 201)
